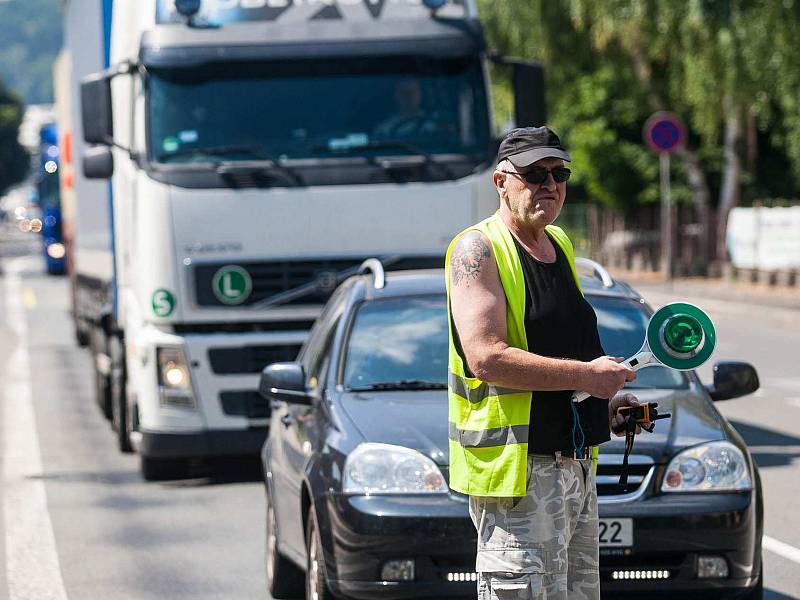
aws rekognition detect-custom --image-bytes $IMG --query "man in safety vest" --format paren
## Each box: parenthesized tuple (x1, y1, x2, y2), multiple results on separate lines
(446, 126, 641, 600)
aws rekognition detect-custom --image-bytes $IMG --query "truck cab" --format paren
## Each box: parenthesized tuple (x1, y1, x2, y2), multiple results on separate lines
(78, 0, 544, 479)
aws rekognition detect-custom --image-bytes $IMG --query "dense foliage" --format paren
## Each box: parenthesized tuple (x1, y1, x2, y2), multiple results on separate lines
(479, 0, 800, 262)
(0, 77, 28, 196)
(0, 0, 62, 104)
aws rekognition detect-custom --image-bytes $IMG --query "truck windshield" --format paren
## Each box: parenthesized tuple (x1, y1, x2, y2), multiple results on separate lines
(147, 56, 490, 164)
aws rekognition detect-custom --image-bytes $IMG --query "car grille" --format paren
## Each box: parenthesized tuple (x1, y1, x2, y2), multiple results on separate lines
(193, 257, 442, 307)
(208, 344, 302, 374)
(596, 454, 654, 498)
(220, 391, 270, 419)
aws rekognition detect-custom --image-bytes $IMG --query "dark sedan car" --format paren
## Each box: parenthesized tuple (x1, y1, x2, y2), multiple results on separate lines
(259, 260, 763, 600)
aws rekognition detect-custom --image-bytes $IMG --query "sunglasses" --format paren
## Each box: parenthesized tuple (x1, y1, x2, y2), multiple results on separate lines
(499, 166, 571, 185)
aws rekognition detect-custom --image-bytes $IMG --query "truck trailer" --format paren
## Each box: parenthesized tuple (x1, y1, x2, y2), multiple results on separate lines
(74, 0, 545, 479)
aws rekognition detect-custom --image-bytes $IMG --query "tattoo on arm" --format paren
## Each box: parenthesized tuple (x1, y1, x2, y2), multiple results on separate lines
(451, 235, 491, 286)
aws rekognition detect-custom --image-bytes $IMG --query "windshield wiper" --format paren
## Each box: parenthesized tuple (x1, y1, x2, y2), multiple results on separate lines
(155, 144, 303, 186)
(348, 380, 448, 392)
(155, 143, 269, 162)
(314, 140, 456, 180)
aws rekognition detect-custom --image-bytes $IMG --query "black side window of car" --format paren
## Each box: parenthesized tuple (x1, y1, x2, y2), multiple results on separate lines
(306, 316, 340, 392)
(299, 280, 352, 371)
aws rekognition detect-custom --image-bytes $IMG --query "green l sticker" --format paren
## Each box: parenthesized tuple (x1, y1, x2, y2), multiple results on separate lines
(212, 265, 252, 305)
(152, 288, 176, 317)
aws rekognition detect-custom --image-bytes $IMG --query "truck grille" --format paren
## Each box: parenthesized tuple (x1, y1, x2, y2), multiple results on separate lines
(208, 344, 302, 374)
(220, 391, 270, 419)
(193, 257, 442, 307)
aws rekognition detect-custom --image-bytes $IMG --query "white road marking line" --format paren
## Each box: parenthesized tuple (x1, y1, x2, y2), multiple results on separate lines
(2, 258, 69, 600)
(763, 535, 800, 565)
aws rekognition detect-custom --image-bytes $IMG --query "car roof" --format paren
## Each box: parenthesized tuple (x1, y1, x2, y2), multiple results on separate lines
(350, 266, 644, 302)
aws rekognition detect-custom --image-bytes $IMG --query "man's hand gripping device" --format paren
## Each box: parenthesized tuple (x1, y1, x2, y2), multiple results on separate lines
(612, 402, 671, 436)
(574, 303, 716, 491)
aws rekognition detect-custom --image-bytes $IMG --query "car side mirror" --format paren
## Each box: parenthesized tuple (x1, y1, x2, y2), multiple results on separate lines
(259, 362, 312, 405)
(706, 361, 760, 401)
(83, 145, 114, 179)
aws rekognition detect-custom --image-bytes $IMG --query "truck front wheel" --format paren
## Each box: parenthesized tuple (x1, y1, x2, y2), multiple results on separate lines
(110, 337, 132, 453)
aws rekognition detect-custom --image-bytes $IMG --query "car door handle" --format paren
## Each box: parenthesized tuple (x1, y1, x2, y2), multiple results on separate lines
(281, 414, 294, 427)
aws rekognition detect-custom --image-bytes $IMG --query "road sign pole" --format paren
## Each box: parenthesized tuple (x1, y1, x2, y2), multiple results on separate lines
(660, 152, 672, 280)
(644, 111, 685, 282)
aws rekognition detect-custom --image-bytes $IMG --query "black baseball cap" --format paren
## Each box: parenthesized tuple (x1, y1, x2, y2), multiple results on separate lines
(496, 126, 571, 167)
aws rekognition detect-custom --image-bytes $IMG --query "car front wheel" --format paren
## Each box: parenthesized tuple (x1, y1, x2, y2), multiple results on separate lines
(740, 564, 763, 600)
(306, 506, 335, 600)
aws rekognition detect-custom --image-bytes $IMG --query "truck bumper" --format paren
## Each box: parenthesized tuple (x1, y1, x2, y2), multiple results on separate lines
(139, 427, 268, 459)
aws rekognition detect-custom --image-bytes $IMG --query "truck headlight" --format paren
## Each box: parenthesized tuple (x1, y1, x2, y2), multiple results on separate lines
(156, 347, 196, 409)
(661, 441, 752, 492)
(343, 443, 448, 494)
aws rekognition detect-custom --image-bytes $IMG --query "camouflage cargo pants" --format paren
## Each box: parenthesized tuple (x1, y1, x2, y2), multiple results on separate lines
(468, 454, 600, 600)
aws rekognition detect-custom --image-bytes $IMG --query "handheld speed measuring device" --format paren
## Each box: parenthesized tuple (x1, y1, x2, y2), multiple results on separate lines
(572, 302, 716, 403)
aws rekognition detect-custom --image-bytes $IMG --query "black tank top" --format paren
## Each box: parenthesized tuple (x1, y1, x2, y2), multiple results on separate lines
(512, 234, 610, 453)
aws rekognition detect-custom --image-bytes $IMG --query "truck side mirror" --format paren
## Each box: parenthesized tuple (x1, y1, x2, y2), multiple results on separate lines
(83, 145, 114, 179)
(512, 62, 546, 128)
(81, 73, 114, 145)
(488, 54, 546, 128)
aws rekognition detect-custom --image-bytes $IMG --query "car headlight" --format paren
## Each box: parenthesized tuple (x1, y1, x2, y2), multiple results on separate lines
(661, 441, 752, 492)
(343, 443, 448, 494)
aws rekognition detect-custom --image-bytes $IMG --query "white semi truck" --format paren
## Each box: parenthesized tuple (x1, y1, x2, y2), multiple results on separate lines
(76, 0, 546, 479)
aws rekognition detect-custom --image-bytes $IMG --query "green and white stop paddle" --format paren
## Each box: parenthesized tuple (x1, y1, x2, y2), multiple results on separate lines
(572, 302, 716, 403)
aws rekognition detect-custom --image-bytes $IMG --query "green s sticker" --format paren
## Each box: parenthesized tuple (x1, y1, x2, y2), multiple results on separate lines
(152, 289, 176, 317)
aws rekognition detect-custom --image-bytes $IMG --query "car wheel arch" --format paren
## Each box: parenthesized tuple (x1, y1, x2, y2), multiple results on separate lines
(301, 481, 312, 546)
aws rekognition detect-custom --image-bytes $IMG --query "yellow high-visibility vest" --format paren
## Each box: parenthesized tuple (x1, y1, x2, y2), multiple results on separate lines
(446, 212, 598, 497)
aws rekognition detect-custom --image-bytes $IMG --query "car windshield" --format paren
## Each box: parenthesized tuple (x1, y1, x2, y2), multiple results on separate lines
(344, 295, 449, 389)
(342, 292, 686, 391)
(147, 56, 490, 164)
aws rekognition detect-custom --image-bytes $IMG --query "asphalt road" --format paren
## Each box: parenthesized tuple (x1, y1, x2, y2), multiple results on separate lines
(1, 230, 798, 599)
(632, 279, 800, 600)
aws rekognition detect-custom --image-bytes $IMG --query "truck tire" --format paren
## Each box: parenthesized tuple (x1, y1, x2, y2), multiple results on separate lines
(110, 337, 132, 453)
(75, 322, 90, 347)
(265, 487, 304, 598)
(93, 354, 112, 420)
(140, 456, 187, 481)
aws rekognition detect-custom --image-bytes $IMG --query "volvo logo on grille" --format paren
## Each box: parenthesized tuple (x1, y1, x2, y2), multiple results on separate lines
(315, 270, 339, 292)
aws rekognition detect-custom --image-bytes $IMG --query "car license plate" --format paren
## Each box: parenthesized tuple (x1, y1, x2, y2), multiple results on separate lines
(598, 518, 633, 547)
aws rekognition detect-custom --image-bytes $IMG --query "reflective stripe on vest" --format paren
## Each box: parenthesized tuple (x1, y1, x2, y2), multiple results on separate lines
(447, 371, 522, 404)
(446, 212, 587, 497)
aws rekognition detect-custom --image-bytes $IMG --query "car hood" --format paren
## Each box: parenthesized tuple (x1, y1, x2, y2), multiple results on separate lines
(338, 383, 729, 467)
(339, 390, 450, 466)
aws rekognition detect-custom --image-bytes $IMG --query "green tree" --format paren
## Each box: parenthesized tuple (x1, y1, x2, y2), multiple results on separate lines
(0, 0, 62, 104)
(0, 77, 28, 196)
(480, 0, 800, 268)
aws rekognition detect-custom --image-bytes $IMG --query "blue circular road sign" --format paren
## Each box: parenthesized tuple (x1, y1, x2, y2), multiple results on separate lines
(644, 112, 686, 154)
